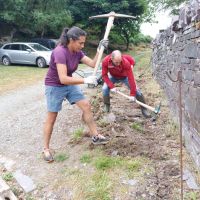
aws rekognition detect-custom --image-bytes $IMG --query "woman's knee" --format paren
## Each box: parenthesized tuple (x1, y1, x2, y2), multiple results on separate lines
(80, 100, 92, 112)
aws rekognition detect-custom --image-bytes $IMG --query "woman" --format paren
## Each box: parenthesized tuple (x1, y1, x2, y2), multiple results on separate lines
(43, 26, 108, 162)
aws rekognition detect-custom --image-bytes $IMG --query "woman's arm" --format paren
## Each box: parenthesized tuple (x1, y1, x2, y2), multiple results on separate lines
(57, 63, 84, 85)
(80, 52, 99, 68)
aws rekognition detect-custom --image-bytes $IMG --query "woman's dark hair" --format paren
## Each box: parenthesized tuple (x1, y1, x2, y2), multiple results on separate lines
(59, 26, 87, 47)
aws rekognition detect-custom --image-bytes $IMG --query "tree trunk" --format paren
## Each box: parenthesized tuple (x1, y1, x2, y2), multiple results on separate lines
(41, 28, 45, 38)
(10, 28, 17, 42)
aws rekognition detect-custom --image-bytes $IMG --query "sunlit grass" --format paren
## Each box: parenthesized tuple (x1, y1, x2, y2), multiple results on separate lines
(71, 127, 84, 142)
(80, 153, 93, 164)
(0, 65, 47, 94)
(2, 172, 13, 181)
(54, 152, 69, 162)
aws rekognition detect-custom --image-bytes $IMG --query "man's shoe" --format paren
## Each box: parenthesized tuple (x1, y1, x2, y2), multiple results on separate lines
(92, 135, 109, 145)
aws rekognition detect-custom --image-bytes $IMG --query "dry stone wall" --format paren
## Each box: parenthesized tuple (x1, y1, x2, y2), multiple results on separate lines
(152, 0, 200, 169)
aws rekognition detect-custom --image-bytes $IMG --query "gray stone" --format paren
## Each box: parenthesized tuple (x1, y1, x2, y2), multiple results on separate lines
(183, 168, 200, 189)
(103, 112, 116, 123)
(183, 69, 193, 81)
(13, 170, 36, 193)
(0, 177, 17, 200)
(183, 43, 198, 58)
(194, 71, 200, 86)
(122, 179, 138, 186)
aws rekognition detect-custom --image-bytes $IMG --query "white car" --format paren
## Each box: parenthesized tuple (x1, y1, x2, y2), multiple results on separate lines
(0, 42, 52, 68)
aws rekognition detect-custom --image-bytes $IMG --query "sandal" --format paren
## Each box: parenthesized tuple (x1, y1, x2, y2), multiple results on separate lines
(42, 148, 54, 163)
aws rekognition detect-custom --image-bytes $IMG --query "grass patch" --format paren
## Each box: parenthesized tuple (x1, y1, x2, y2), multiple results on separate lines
(97, 119, 109, 127)
(184, 191, 199, 200)
(131, 122, 144, 132)
(54, 153, 69, 162)
(85, 171, 112, 200)
(0, 65, 47, 94)
(72, 127, 84, 142)
(94, 156, 123, 170)
(165, 118, 178, 138)
(2, 172, 13, 181)
(80, 153, 93, 164)
(126, 159, 141, 172)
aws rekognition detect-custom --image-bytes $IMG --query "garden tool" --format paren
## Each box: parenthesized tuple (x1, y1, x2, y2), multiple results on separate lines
(89, 11, 136, 77)
(116, 90, 161, 119)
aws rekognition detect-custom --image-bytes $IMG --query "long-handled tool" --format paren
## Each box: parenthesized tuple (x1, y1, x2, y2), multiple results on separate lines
(116, 90, 161, 114)
(89, 11, 136, 76)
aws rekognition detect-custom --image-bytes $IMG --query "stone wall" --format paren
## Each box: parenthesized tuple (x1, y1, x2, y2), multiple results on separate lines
(151, 0, 200, 169)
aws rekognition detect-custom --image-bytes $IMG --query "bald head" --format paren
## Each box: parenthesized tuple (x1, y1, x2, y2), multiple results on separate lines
(111, 50, 122, 66)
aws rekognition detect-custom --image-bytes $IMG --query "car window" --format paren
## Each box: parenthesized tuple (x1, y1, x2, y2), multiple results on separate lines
(10, 44, 20, 50)
(28, 43, 50, 51)
(21, 44, 31, 51)
(3, 45, 11, 49)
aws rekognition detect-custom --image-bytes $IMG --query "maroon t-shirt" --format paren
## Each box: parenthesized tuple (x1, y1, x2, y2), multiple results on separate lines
(45, 45, 84, 86)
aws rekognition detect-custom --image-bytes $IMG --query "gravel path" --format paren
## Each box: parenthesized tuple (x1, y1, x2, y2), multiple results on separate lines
(0, 82, 86, 197)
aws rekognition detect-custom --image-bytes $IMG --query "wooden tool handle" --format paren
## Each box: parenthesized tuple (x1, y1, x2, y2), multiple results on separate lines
(92, 16, 114, 76)
(116, 91, 157, 113)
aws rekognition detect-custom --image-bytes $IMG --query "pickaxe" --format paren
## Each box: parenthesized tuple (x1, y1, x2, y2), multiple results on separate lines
(89, 11, 136, 76)
(116, 90, 161, 116)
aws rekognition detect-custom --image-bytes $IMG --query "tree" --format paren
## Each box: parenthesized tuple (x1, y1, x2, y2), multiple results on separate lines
(67, 0, 151, 49)
(32, 0, 73, 37)
(0, 0, 73, 39)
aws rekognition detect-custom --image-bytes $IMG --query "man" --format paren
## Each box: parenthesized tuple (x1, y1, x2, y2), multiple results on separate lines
(102, 50, 150, 117)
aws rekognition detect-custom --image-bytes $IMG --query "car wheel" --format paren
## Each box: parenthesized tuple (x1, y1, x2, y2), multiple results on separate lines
(36, 57, 46, 68)
(2, 56, 11, 66)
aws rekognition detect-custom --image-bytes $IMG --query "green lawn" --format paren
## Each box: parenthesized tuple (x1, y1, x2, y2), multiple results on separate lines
(0, 65, 48, 94)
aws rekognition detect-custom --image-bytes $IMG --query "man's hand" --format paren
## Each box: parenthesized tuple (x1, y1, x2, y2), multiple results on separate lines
(129, 96, 136, 102)
(84, 76, 98, 86)
(97, 39, 109, 52)
(110, 87, 117, 93)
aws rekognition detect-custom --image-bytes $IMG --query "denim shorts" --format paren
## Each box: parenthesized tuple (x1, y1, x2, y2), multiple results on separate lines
(45, 85, 85, 112)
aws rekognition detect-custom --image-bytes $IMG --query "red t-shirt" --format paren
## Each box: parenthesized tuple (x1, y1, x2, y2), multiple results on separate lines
(102, 54, 136, 96)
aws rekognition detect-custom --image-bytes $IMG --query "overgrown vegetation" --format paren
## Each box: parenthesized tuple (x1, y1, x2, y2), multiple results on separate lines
(2, 172, 13, 181)
(71, 127, 84, 142)
(54, 153, 69, 162)
(0, 0, 155, 48)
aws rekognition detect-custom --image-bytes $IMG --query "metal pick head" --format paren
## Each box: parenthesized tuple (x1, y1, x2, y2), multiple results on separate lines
(89, 11, 136, 20)
(154, 102, 161, 114)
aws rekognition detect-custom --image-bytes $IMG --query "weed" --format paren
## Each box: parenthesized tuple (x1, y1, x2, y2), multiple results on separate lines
(131, 122, 143, 132)
(86, 171, 112, 200)
(184, 191, 199, 200)
(97, 119, 109, 127)
(80, 153, 92, 164)
(91, 98, 98, 107)
(126, 159, 141, 172)
(94, 156, 123, 170)
(10, 186, 21, 196)
(72, 127, 84, 142)
(25, 195, 34, 200)
(2, 172, 13, 181)
(54, 153, 69, 162)
(165, 119, 178, 138)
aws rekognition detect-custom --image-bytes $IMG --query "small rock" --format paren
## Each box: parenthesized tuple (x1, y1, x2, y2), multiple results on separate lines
(122, 179, 138, 186)
(13, 170, 36, 193)
(111, 150, 118, 156)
